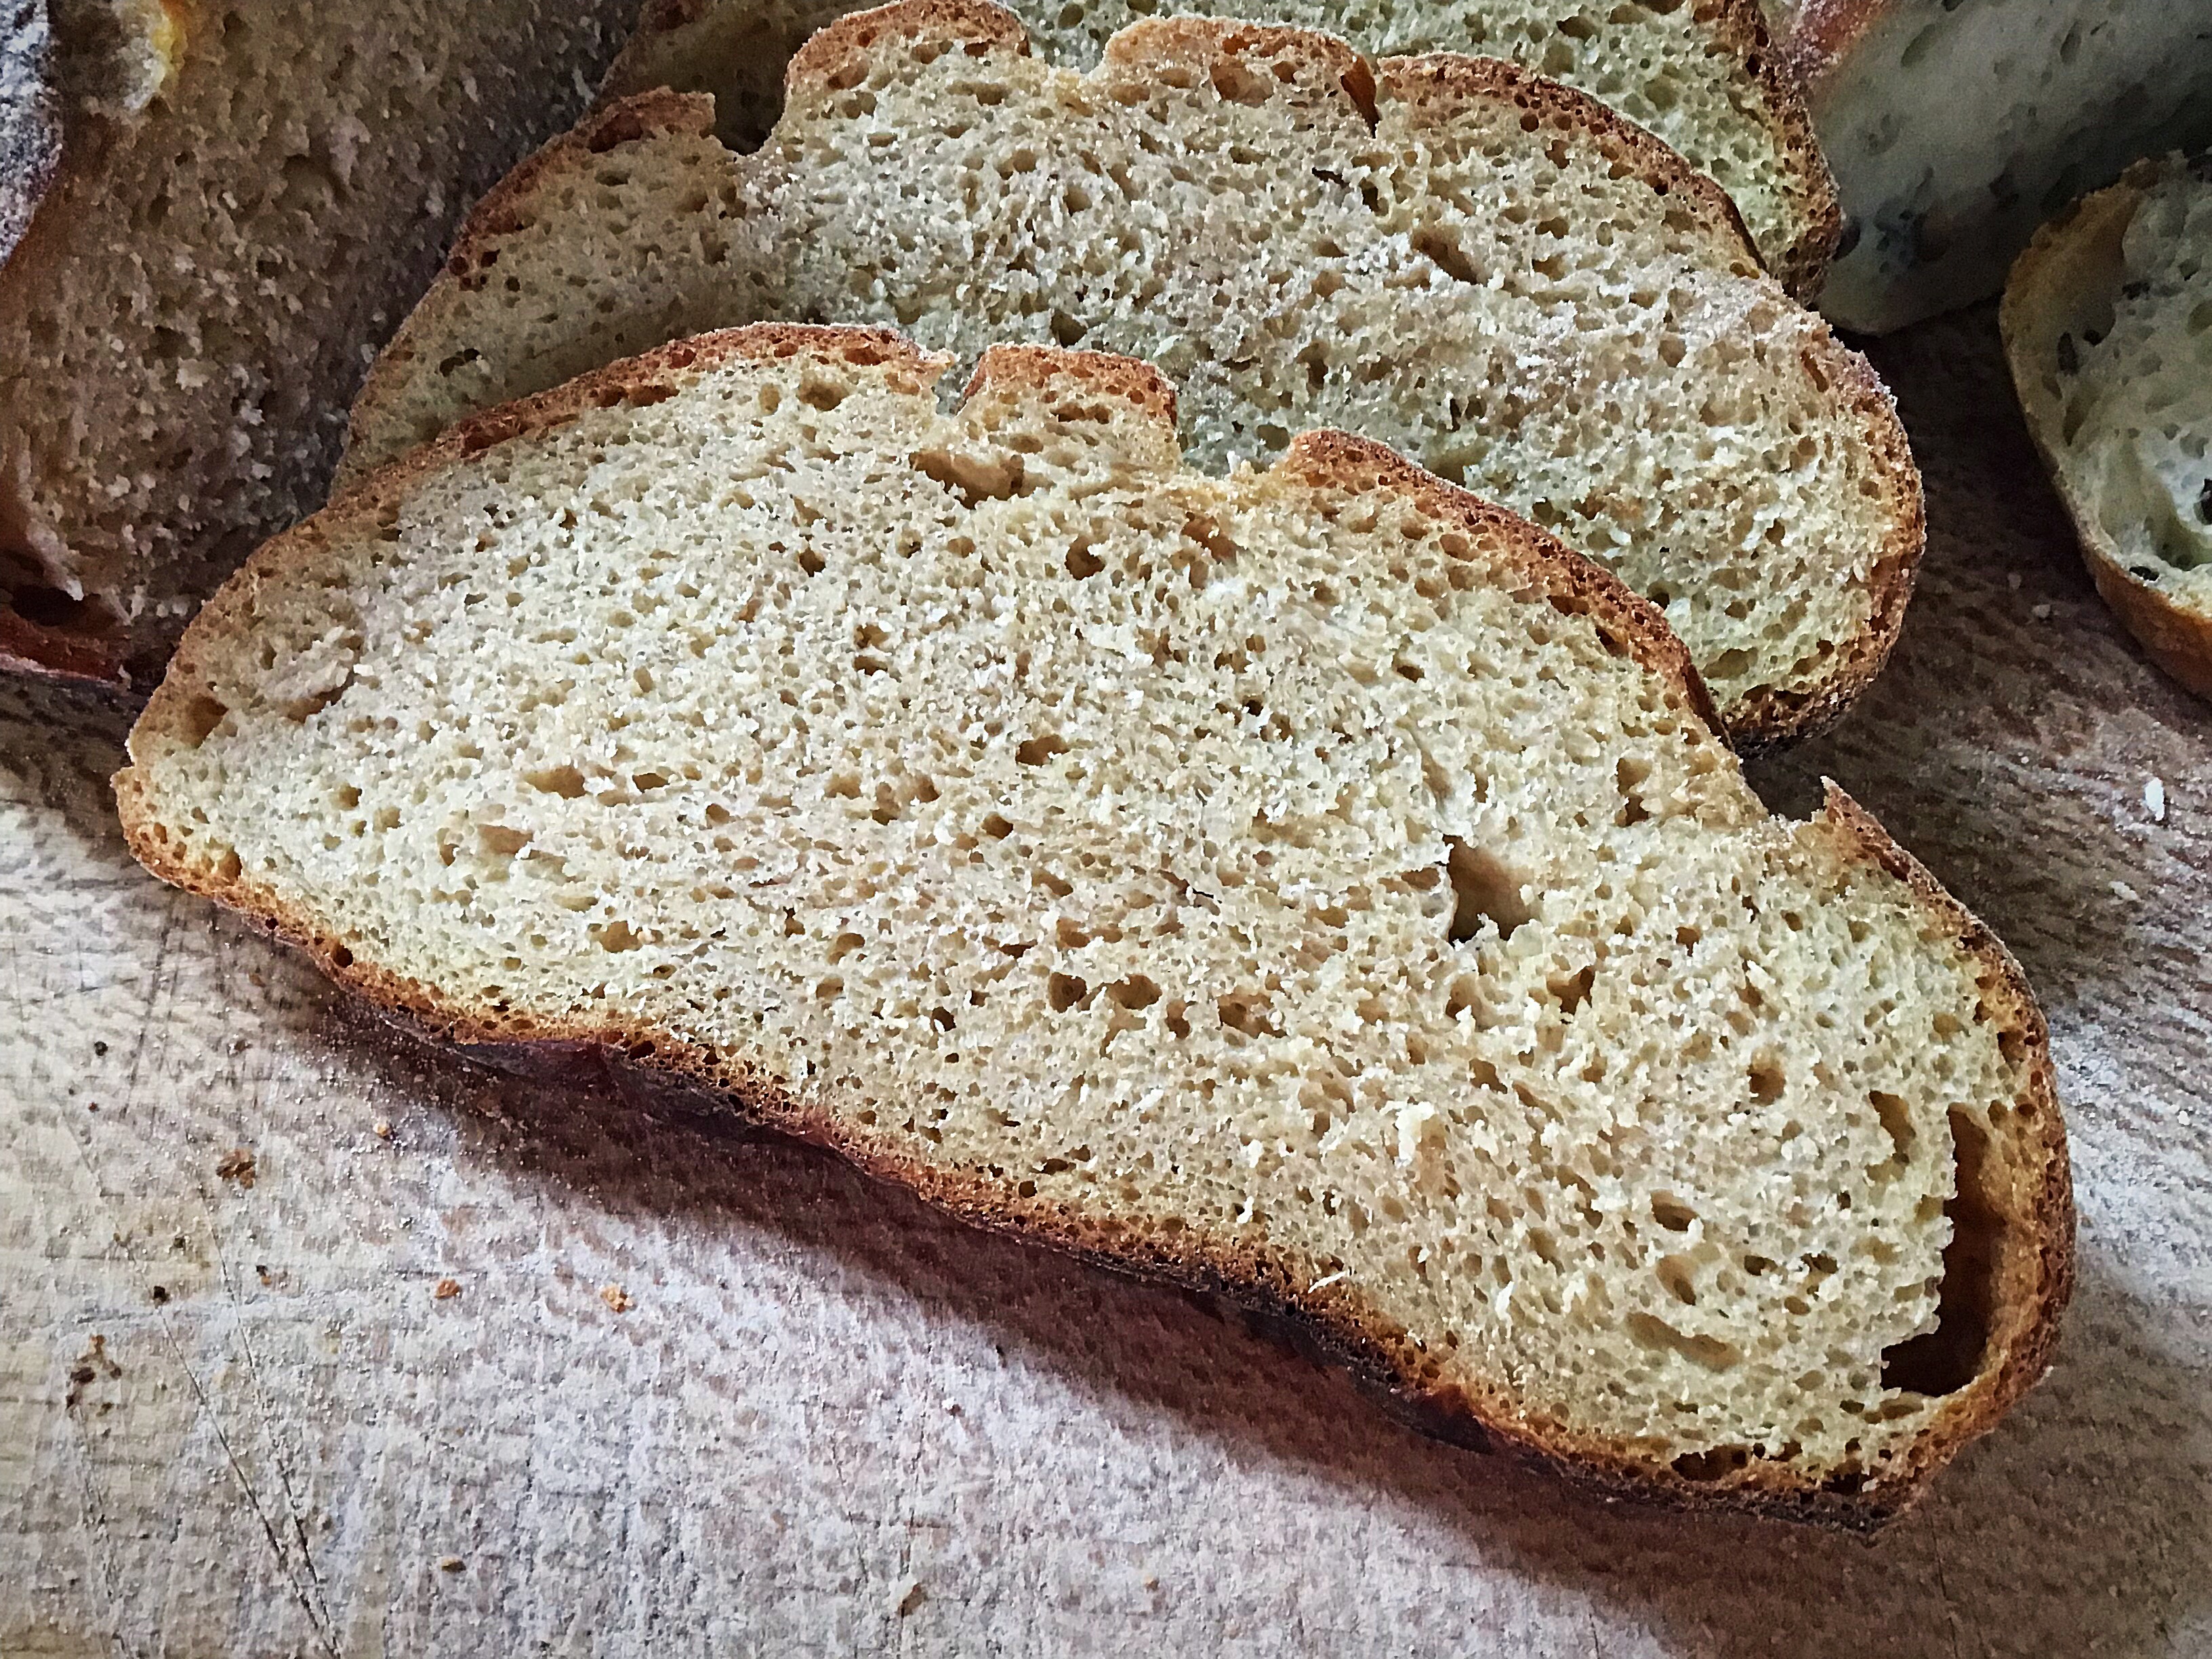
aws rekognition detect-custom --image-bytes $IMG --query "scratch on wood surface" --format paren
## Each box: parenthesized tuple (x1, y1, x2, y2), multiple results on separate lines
(158, 1284, 340, 1659)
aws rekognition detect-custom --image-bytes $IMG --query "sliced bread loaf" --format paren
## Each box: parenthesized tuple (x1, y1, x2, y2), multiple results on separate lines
(342, 4, 1922, 750)
(1782, 0, 2212, 333)
(122, 325, 2071, 1528)
(0, 0, 637, 687)
(603, 0, 1837, 292)
(2003, 152, 2212, 699)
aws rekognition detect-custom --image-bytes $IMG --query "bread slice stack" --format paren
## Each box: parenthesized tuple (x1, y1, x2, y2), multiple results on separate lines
(2003, 152, 2212, 699)
(117, 328, 2072, 1528)
(342, 2, 1921, 750)
(607, 0, 1837, 291)
(0, 0, 636, 687)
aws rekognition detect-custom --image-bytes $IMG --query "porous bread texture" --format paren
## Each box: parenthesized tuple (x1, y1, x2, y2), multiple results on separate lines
(0, 0, 637, 687)
(343, 5, 1922, 750)
(1787, 0, 2212, 333)
(2003, 153, 2212, 701)
(604, 0, 1835, 291)
(127, 326, 2070, 1528)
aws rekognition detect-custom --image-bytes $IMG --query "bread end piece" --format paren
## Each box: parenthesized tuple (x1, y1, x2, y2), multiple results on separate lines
(2001, 154, 2212, 700)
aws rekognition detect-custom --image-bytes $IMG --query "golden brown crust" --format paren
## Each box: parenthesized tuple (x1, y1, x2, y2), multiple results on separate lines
(784, 0, 1028, 94)
(119, 326, 2057, 1530)
(2000, 158, 2212, 701)
(963, 342, 1179, 432)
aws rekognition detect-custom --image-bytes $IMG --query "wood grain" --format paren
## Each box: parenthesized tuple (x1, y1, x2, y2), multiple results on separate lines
(2, 306, 2207, 1656)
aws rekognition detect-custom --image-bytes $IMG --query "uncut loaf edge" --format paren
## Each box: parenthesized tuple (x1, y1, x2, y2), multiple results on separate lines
(2002, 153, 2212, 702)
(117, 326, 2072, 1529)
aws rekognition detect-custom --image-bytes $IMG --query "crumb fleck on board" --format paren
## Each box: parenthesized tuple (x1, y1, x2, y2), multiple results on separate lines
(215, 1148, 256, 1189)
(434, 1278, 462, 1300)
(600, 1284, 634, 1313)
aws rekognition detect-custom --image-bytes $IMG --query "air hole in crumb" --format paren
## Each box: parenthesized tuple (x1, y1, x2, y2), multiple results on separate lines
(1015, 733, 1069, 766)
(1217, 993, 1279, 1037)
(1871, 1091, 1915, 1170)
(1880, 1109, 2000, 1397)
(1547, 964, 1594, 1014)
(592, 920, 643, 953)
(1626, 1313, 1738, 1370)
(912, 447, 1022, 507)
(1445, 839, 1532, 943)
(1047, 972, 1088, 1012)
(525, 765, 588, 798)
(1105, 975, 1161, 1009)
(1657, 1256, 1698, 1306)
(981, 813, 1014, 839)
(1065, 539, 1104, 578)
(1651, 1194, 1697, 1232)
(1410, 226, 1480, 285)
(1748, 1059, 1786, 1104)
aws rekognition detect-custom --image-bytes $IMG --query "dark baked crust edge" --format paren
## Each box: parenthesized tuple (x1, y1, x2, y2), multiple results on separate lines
(2000, 154, 2212, 701)
(121, 323, 2062, 1530)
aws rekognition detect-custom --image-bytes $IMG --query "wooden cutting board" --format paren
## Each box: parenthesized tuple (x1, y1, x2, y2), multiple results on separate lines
(3, 307, 2207, 1658)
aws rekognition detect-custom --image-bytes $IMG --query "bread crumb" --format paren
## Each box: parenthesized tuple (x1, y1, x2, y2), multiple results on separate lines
(599, 1283, 634, 1313)
(2007, 573, 2022, 591)
(373, 1120, 392, 1139)
(2030, 602, 2053, 621)
(215, 1148, 256, 1189)
(2111, 880, 2142, 903)
(434, 1278, 462, 1300)
(2145, 777, 2167, 823)
(893, 1578, 925, 1616)
(438, 1555, 465, 1574)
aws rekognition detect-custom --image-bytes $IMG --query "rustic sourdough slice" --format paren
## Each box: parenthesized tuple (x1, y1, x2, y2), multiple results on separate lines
(342, 4, 1921, 750)
(1782, 0, 2212, 333)
(123, 326, 2070, 1528)
(0, 0, 636, 687)
(602, 0, 1836, 292)
(2002, 154, 2212, 700)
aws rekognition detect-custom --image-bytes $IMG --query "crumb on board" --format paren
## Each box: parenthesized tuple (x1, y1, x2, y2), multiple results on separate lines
(215, 1148, 256, 1189)
(893, 1578, 925, 1617)
(2146, 777, 2167, 823)
(434, 1278, 462, 1300)
(438, 1555, 465, 1574)
(373, 1120, 392, 1139)
(2031, 602, 2053, 621)
(600, 1284, 634, 1314)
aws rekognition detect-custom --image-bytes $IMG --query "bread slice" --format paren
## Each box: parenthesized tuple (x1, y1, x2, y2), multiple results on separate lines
(0, 0, 637, 688)
(121, 324, 2070, 1528)
(342, 4, 1922, 751)
(603, 0, 1837, 293)
(1782, 0, 2212, 333)
(2002, 153, 2212, 699)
